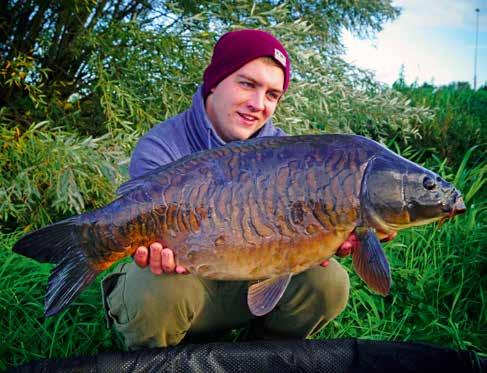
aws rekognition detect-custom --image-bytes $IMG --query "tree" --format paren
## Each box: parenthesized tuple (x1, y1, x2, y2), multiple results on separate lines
(1, 0, 401, 134)
(392, 64, 407, 90)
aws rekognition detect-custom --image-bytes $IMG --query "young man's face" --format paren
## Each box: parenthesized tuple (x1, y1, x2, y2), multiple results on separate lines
(205, 58, 284, 142)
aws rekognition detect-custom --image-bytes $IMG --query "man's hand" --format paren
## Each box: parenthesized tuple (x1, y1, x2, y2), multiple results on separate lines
(133, 243, 188, 275)
(321, 230, 397, 267)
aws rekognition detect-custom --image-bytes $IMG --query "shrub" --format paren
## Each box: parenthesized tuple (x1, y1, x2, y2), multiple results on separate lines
(0, 122, 135, 230)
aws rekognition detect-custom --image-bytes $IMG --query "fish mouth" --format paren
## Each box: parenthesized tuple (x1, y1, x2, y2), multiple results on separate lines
(451, 196, 467, 216)
(441, 195, 467, 216)
(438, 195, 466, 227)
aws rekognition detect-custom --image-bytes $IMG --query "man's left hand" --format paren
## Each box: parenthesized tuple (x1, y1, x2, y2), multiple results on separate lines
(320, 230, 397, 267)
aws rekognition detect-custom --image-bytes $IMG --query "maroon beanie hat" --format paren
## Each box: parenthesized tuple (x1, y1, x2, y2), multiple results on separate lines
(203, 29, 290, 98)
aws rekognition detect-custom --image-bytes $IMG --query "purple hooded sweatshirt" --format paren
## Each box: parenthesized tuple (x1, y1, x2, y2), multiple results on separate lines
(129, 85, 287, 179)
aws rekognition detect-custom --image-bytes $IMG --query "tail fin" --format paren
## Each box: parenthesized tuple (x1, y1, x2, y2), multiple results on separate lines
(44, 250, 100, 317)
(13, 218, 79, 264)
(13, 217, 100, 317)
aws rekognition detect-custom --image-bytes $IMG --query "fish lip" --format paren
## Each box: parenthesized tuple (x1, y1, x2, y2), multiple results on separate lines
(451, 196, 466, 216)
(442, 194, 466, 216)
(438, 196, 466, 227)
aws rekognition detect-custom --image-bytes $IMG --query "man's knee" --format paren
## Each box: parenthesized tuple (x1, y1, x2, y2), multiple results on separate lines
(299, 259, 350, 319)
(262, 260, 350, 339)
(103, 264, 206, 348)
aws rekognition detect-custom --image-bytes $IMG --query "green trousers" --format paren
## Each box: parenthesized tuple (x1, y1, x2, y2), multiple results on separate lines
(102, 258, 350, 349)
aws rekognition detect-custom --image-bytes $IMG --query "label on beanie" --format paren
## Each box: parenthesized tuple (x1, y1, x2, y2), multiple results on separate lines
(274, 49, 287, 68)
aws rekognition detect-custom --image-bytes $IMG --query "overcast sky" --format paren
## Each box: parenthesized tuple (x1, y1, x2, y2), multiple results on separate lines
(343, 0, 487, 88)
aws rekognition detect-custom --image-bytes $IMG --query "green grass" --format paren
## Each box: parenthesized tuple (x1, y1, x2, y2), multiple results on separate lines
(0, 231, 124, 370)
(1, 161, 485, 370)
(319, 201, 486, 352)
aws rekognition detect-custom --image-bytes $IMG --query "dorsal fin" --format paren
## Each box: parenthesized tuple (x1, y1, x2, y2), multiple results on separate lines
(116, 175, 150, 196)
(115, 150, 207, 196)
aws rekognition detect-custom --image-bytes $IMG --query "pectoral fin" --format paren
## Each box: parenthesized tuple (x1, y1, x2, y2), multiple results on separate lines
(352, 228, 391, 296)
(247, 274, 292, 316)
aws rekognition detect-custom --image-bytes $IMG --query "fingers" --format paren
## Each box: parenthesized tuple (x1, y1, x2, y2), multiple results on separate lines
(161, 249, 188, 274)
(175, 265, 188, 274)
(134, 246, 149, 268)
(336, 241, 353, 257)
(136, 242, 188, 275)
(335, 230, 398, 259)
(161, 248, 175, 273)
(336, 233, 360, 257)
(149, 242, 163, 275)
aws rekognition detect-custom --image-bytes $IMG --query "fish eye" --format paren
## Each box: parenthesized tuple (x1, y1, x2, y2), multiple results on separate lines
(423, 176, 436, 190)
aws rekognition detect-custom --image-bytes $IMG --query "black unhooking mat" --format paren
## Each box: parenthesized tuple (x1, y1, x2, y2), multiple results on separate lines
(8, 339, 486, 373)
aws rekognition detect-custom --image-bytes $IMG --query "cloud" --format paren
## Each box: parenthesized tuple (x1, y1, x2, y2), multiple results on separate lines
(342, 0, 487, 86)
(393, 0, 487, 31)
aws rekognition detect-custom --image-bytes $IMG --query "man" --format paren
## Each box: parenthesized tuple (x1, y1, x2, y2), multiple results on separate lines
(102, 29, 351, 349)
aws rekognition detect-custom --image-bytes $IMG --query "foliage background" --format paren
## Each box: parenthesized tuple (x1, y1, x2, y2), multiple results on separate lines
(0, 0, 485, 370)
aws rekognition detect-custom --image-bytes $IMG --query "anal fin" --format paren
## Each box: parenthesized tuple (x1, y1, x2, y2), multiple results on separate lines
(352, 228, 391, 296)
(247, 274, 292, 316)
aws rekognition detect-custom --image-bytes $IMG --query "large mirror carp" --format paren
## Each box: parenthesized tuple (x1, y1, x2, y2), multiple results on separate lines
(13, 134, 466, 317)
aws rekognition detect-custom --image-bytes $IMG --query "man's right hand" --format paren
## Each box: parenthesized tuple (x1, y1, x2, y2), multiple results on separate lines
(133, 242, 188, 275)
